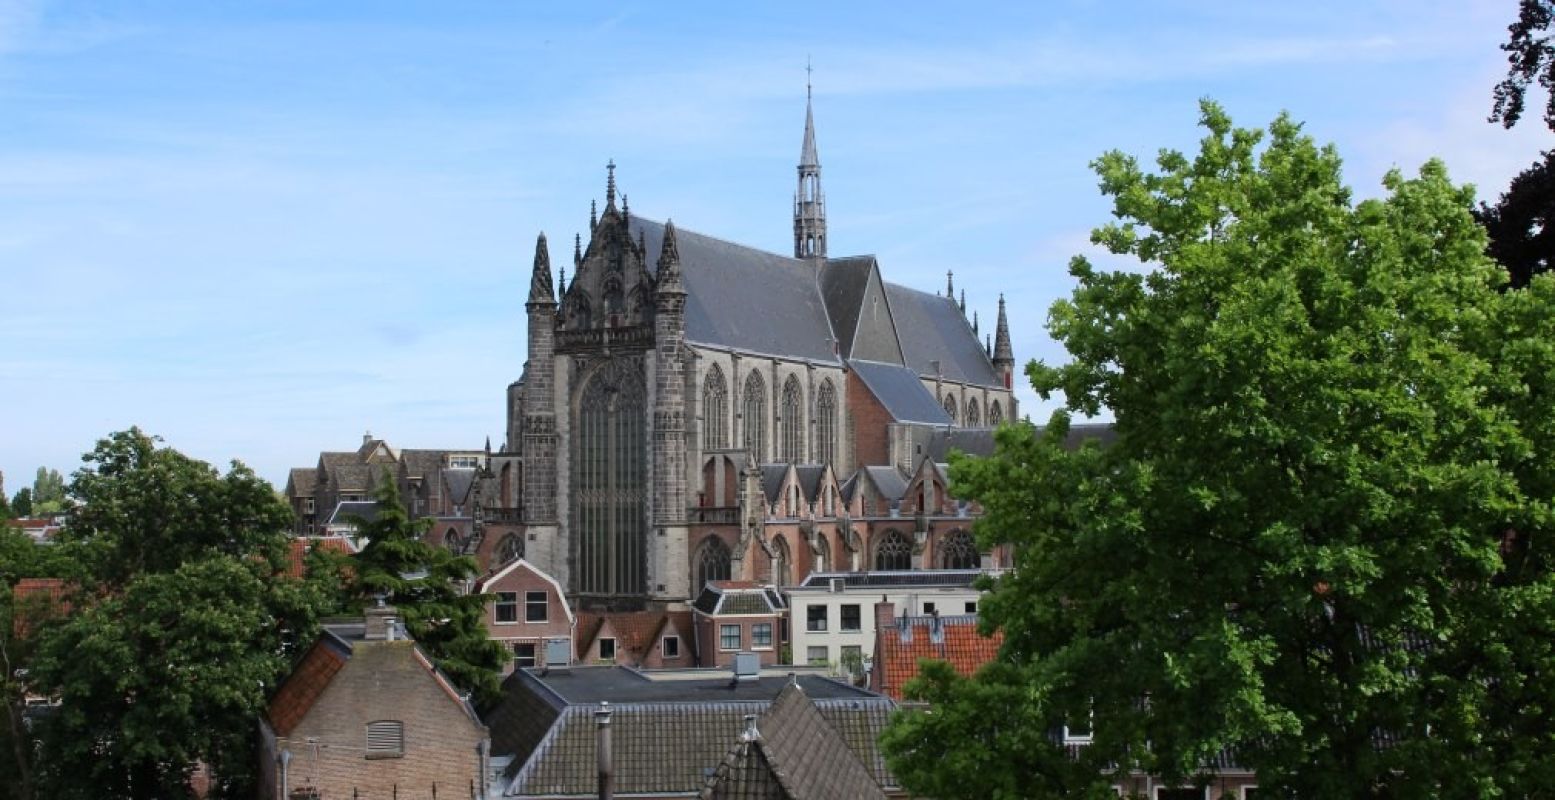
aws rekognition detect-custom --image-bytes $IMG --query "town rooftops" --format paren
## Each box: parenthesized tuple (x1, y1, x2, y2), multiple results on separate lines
(793, 569, 986, 591)
(517, 665, 867, 706)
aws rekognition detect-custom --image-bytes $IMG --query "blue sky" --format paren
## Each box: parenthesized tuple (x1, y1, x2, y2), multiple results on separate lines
(0, 0, 1546, 492)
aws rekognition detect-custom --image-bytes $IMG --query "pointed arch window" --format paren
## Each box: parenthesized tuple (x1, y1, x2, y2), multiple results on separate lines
(875, 529, 912, 571)
(779, 375, 804, 463)
(743, 372, 766, 462)
(694, 536, 732, 593)
(496, 533, 524, 567)
(940, 529, 978, 570)
(990, 400, 1004, 426)
(816, 380, 837, 467)
(572, 358, 647, 598)
(966, 397, 981, 427)
(815, 532, 831, 573)
(703, 366, 729, 450)
(773, 536, 792, 587)
(943, 394, 959, 426)
(445, 529, 463, 553)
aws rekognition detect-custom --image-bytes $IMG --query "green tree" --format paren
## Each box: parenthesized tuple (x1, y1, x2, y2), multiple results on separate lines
(882, 102, 1555, 798)
(352, 473, 506, 703)
(0, 527, 77, 800)
(29, 469, 64, 517)
(10, 489, 30, 519)
(22, 429, 337, 799)
(1482, 1, 1555, 289)
(1491, 0, 1555, 131)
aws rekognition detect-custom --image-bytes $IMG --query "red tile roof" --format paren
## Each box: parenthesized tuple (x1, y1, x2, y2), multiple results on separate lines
(284, 537, 355, 578)
(875, 616, 1003, 701)
(576, 610, 692, 663)
(266, 639, 348, 735)
(12, 578, 71, 638)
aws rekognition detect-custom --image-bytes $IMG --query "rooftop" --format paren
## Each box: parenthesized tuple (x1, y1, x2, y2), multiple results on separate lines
(793, 569, 989, 591)
(525, 665, 872, 705)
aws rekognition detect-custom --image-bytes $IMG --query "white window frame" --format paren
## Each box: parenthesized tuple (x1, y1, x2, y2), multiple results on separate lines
(840, 603, 862, 632)
(598, 637, 616, 660)
(751, 623, 773, 650)
(513, 642, 537, 668)
(495, 592, 518, 624)
(806, 645, 829, 665)
(525, 590, 548, 623)
(719, 624, 742, 652)
(662, 635, 680, 658)
(806, 604, 828, 632)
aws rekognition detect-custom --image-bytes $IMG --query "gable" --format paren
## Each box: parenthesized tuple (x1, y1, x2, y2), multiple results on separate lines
(266, 638, 350, 736)
(477, 559, 574, 625)
(883, 282, 1001, 387)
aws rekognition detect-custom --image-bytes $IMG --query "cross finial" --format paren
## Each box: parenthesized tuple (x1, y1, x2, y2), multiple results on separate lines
(606, 159, 617, 208)
(806, 57, 813, 100)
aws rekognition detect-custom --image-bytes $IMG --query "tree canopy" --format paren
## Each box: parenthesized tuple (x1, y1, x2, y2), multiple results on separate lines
(1491, 0, 1555, 131)
(352, 473, 507, 703)
(882, 102, 1555, 799)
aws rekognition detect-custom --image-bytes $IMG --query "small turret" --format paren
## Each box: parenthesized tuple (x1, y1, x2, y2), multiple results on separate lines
(574, 233, 582, 269)
(973, 310, 980, 336)
(657, 220, 685, 296)
(945, 270, 954, 298)
(993, 294, 1015, 389)
(528, 233, 555, 307)
(959, 289, 966, 314)
(605, 159, 617, 209)
(590, 199, 597, 230)
(793, 68, 827, 260)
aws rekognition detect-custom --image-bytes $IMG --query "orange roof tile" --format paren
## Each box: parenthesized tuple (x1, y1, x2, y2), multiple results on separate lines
(576, 610, 689, 662)
(266, 640, 348, 735)
(284, 537, 355, 579)
(12, 578, 71, 639)
(876, 616, 1003, 701)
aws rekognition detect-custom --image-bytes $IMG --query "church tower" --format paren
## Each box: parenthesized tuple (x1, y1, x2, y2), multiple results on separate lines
(993, 293, 1015, 390)
(793, 73, 826, 259)
(522, 233, 560, 571)
(650, 221, 691, 600)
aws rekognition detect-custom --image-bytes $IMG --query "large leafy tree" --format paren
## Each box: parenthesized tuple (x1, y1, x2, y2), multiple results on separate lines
(1481, 1, 1555, 288)
(882, 103, 1555, 798)
(23, 429, 338, 799)
(1491, 0, 1555, 131)
(352, 473, 506, 703)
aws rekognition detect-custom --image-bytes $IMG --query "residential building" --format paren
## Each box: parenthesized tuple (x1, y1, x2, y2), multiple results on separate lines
(574, 609, 695, 669)
(259, 604, 491, 800)
(475, 558, 575, 673)
(690, 581, 787, 668)
(482, 664, 902, 797)
(869, 601, 1002, 701)
(784, 569, 987, 672)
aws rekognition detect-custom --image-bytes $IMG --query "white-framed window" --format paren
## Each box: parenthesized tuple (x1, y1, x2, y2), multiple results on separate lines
(964, 601, 977, 614)
(806, 645, 828, 665)
(365, 720, 404, 759)
(752, 623, 773, 649)
(513, 642, 537, 668)
(662, 635, 680, 658)
(598, 638, 616, 660)
(525, 591, 548, 622)
(840, 604, 861, 632)
(495, 592, 518, 624)
(1154, 788, 1207, 800)
(720, 624, 741, 651)
(806, 605, 827, 632)
(1063, 708, 1093, 744)
(923, 601, 937, 614)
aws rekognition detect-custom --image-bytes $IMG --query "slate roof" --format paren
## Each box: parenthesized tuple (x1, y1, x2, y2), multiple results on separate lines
(700, 682, 888, 800)
(399, 449, 452, 479)
(630, 218, 841, 364)
(883, 282, 1001, 387)
(694, 582, 786, 616)
(874, 614, 1003, 701)
(492, 667, 896, 797)
(794, 466, 826, 502)
(330, 464, 374, 493)
(794, 570, 984, 590)
(818, 256, 877, 361)
(861, 466, 909, 504)
(327, 500, 380, 525)
(443, 467, 477, 505)
(760, 465, 790, 504)
(286, 468, 318, 497)
(849, 360, 951, 425)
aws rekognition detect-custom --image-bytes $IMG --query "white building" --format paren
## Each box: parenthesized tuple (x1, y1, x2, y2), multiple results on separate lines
(783, 570, 989, 671)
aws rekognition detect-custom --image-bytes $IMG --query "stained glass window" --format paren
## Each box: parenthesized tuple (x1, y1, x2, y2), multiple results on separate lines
(703, 365, 728, 449)
(779, 375, 804, 463)
(940, 529, 979, 569)
(816, 380, 837, 466)
(875, 529, 912, 571)
(743, 371, 766, 461)
(572, 358, 647, 598)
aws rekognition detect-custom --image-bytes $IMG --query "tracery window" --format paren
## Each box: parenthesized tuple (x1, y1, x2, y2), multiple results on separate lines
(816, 380, 837, 466)
(875, 529, 912, 571)
(779, 375, 804, 463)
(940, 529, 979, 570)
(445, 529, 463, 553)
(496, 533, 524, 566)
(990, 400, 1004, 425)
(703, 366, 728, 449)
(743, 371, 766, 461)
(815, 532, 830, 572)
(966, 397, 981, 427)
(694, 536, 732, 593)
(773, 535, 792, 587)
(943, 394, 959, 426)
(572, 358, 647, 597)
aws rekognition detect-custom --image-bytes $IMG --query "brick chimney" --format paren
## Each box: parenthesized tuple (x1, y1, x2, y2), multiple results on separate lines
(364, 602, 399, 641)
(871, 598, 895, 694)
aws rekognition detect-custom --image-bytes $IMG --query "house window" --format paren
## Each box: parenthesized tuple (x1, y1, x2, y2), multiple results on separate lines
(365, 720, 404, 759)
(720, 624, 741, 651)
(922, 602, 937, 615)
(840, 645, 863, 674)
(965, 601, 978, 614)
(663, 635, 680, 658)
(525, 591, 548, 622)
(807, 646, 829, 665)
(495, 592, 518, 623)
(1063, 712, 1093, 743)
(513, 642, 537, 668)
(840, 604, 861, 632)
(806, 605, 828, 632)
(752, 623, 773, 649)
(599, 638, 616, 660)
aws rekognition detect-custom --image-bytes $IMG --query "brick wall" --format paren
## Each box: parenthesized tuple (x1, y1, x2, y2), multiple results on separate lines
(845, 369, 893, 469)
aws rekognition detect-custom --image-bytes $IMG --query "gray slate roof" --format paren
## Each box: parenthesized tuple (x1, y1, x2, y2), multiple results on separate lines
(700, 683, 888, 800)
(883, 282, 1001, 386)
(849, 359, 951, 425)
(795, 570, 984, 590)
(326, 500, 380, 525)
(631, 218, 840, 363)
(443, 467, 476, 505)
(760, 465, 790, 504)
(861, 466, 909, 504)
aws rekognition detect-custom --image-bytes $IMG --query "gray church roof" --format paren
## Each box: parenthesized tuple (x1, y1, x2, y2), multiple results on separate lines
(630, 218, 841, 364)
(849, 359, 952, 425)
(883, 282, 1001, 386)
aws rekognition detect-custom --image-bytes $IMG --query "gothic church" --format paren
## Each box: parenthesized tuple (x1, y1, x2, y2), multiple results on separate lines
(485, 92, 1017, 612)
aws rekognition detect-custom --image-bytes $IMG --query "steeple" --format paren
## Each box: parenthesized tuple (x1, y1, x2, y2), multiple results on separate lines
(527, 232, 555, 306)
(793, 64, 827, 260)
(657, 220, 684, 294)
(574, 233, 582, 268)
(973, 309, 980, 336)
(993, 293, 1015, 389)
(945, 270, 954, 298)
(605, 159, 617, 210)
(959, 289, 966, 314)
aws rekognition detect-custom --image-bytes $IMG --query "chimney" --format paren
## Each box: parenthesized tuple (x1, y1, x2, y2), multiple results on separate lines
(363, 430, 373, 446)
(874, 597, 895, 635)
(596, 702, 614, 800)
(364, 601, 398, 641)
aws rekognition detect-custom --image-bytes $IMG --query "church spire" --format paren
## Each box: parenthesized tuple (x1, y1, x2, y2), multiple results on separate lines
(946, 270, 954, 298)
(605, 159, 617, 210)
(993, 293, 1015, 389)
(528, 232, 554, 306)
(793, 63, 826, 260)
(657, 220, 684, 295)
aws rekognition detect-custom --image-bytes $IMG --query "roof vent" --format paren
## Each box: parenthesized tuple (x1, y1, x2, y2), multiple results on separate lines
(829, 577, 845, 594)
(733, 652, 760, 683)
(543, 638, 572, 674)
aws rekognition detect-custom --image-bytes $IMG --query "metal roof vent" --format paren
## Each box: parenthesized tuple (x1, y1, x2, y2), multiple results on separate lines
(543, 637, 572, 674)
(733, 651, 760, 683)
